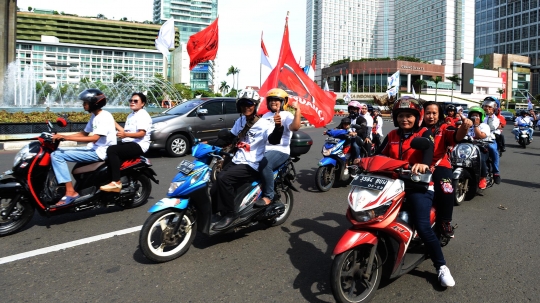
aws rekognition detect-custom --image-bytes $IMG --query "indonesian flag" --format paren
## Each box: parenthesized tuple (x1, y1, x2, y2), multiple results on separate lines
(258, 15, 336, 127)
(303, 53, 316, 81)
(155, 19, 176, 58)
(261, 32, 272, 69)
(187, 17, 219, 70)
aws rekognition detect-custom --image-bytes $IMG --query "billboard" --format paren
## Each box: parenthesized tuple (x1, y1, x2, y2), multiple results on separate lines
(192, 64, 208, 72)
(461, 63, 474, 93)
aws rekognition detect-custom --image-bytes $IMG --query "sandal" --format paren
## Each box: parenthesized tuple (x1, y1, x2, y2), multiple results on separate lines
(52, 194, 80, 208)
(254, 198, 271, 208)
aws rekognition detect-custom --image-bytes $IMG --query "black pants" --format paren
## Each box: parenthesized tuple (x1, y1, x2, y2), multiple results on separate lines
(495, 133, 505, 149)
(211, 163, 258, 213)
(106, 142, 143, 181)
(432, 166, 454, 223)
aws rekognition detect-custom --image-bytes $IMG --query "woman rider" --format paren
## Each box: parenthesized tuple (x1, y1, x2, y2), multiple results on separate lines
(421, 101, 468, 240)
(445, 104, 461, 127)
(375, 96, 456, 287)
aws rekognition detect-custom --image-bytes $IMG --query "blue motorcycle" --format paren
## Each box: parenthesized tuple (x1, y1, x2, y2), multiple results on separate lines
(139, 130, 311, 263)
(513, 123, 532, 148)
(315, 129, 354, 192)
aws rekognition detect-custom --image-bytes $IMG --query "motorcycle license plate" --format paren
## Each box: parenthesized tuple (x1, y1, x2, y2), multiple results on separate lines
(177, 160, 195, 175)
(351, 175, 389, 191)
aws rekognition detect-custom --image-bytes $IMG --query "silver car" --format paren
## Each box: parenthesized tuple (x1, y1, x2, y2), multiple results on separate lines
(148, 98, 239, 157)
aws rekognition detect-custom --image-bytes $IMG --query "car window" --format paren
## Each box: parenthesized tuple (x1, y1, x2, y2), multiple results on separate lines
(197, 101, 223, 116)
(165, 100, 204, 115)
(224, 101, 237, 114)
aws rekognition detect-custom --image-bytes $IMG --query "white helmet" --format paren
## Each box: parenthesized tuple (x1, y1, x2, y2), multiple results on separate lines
(236, 89, 261, 113)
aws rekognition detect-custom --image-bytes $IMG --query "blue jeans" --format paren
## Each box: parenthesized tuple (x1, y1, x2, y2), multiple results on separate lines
(51, 148, 102, 184)
(512, 127, 533, 140)
(259, 150, 289, 200)
(407, 190, 446, 269)
(486, 141, 500, 174)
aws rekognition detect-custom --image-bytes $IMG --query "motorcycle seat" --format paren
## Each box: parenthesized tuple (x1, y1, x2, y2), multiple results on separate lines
(72, 161, 106, 175)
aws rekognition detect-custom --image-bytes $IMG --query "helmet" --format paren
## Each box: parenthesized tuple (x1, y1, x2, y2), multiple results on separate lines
(348, 101, 361, 111)
(520, 110, 527, 116)
(79, 89, 106, 112)
(446, 104, 456, 114)
(392, 96, 424, 128)
(341, 117, 351, 124)
(236, 89, 261, 113)
(482, 98, 498, 109)
(265, 88, 288, 112)
(468, 106, 485, 122)
(484, 96, 500, 107)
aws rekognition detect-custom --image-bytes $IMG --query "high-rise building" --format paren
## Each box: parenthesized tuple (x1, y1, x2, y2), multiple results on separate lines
(153, 0, 218, 91)
(475, 0, 540, 96)
(305, 0, 386, 85)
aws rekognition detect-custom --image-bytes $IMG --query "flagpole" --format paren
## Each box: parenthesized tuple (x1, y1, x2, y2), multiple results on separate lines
(260, 63, 262, 88)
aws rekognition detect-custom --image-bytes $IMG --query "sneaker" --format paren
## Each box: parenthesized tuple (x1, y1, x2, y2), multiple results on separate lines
(493, 174, 501, 185)
(439, 221, 454, 238)
(438, 265, 456, 287)
(478, 178, 487, 189)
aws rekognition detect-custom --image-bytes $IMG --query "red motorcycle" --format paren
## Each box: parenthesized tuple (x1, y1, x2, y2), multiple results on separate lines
(330, 138, 445, 303)
(0, 118, 158, 236)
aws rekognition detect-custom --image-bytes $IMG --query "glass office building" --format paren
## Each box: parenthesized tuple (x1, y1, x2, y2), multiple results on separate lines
(154, 0, 218, 91)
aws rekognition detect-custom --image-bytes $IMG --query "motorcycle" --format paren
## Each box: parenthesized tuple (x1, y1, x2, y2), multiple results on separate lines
(139, 129, 311, 263)
(0, 118, 158, 236)
(514, 123, 532, 148)
(315, 129, 353, 192)
(330, 138, 444, 303)
(451, 136, 495, 205)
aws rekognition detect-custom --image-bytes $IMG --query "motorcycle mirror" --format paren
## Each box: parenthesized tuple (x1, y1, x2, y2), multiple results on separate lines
(56, 117, 68, 128)
(410, 137, 431, 150)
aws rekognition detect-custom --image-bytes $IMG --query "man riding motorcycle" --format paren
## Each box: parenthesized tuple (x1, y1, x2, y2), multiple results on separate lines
(513, 110, 536, 141)
(481, 99, 501, 184)
(346, 101, 370, 156)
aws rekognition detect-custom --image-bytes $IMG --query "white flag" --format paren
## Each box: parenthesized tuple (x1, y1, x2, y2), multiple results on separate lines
(412, 85, 417, 99)
(387, 71, 400, 98)
(155, 19, 176, 58)
(324, 79, 329, 91)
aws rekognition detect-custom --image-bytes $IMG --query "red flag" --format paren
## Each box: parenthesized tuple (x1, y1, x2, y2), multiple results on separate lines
(258, 15, 336, 127)
(187, 17, 219, 70)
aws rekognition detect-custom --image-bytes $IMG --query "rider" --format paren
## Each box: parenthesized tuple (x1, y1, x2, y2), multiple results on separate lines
(255, 88, 301, 208)
(328, 117, 362, 161)
(422, 101, 469, 239)
(375, 96, 455, 287)
(513, 110, 536, 141)
(445, 104, 461, 127)
(50, 89, 117, 207)
(371, 108, 383, 149)
(482, 99, 501, 184)
(359, 103, 374, 155)
(211, 90, 283, 230)
(463, 106, 491, 189)
(346, 101, 369, 156)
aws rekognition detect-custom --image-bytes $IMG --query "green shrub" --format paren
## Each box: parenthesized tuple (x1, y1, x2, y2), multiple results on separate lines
(0, 110, 129, 123)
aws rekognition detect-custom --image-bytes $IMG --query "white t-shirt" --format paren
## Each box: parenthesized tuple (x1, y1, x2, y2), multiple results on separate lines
(231, 116, 272, 170)
(84, 110, 117, 160)
(515, 116, 533, 126)
(361, 113, 373, 139)
(262, 111, 294, 154)
(483, 114, 501, 135)
(467, 123, 491, 142)
(375, 116, 383, 136)
(122, 109, 153, 152)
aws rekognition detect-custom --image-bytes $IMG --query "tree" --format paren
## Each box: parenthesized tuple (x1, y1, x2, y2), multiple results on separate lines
(226, 66, 239, 91)
(430, 76, 442, 102)
(446, 74, 462, 103)
(414, 79, 427, 100)
(173, 83, 192, 100)
(336, 98, 346, 105)
(120, 17, 128, 21)
(234, 67, 240, 91)
(219, 81, 230, 95)
(28, 6, 32, 12)
(97, 14, 107, 20)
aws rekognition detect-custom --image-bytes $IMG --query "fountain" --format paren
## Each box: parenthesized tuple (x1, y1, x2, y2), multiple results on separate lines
(2, 59, 185, 114)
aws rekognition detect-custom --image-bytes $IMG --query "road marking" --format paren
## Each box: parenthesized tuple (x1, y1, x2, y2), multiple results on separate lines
(0, 225, 142, 265)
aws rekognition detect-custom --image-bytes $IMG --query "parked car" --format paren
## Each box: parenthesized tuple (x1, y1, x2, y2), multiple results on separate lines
(500, 110, 515, 122)
(148, 98, 239, 157)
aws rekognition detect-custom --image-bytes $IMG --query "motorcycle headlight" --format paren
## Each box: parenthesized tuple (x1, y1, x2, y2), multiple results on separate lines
(13, 144, 35, 167)
(168, 181, 185, 194)
(455, 144, 473, 159)
(351, 201, 392, 223)
(150, 121, 167, 132)
(322, 147, 332, 156)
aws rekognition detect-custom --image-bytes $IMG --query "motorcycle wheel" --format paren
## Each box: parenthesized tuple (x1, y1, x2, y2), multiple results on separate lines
(315, 165, 335, 192)
(453, 170, 472, 206)
(0, 197, 35, 237)
(121, 174, 151, 209)
(262, 188, 294, 227)
(139, 208, 197, 263)
(519, 137, 526, 148)
(331, 245, 382, 303)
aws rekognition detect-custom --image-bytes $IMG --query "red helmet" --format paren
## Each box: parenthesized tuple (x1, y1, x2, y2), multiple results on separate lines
(392, 96, 424, 128)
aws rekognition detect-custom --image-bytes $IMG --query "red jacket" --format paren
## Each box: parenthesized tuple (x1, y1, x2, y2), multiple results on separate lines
(428, 123, 456, 169)
(380, 127, 434, 166)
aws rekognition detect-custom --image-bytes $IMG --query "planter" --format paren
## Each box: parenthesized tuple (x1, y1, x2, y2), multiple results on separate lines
(0, 122, 124, 135)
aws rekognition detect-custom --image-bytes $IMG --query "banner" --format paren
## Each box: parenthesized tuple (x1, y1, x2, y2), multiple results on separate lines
(155, 19, 176, 58)
(387, 70, 400, 97)
(187, 17, 219, 70)
(257, 16, 336, 127)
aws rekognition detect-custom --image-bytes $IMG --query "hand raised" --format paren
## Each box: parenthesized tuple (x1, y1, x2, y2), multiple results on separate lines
(462, 118, 473, 129)
(274, 108, 282, 127)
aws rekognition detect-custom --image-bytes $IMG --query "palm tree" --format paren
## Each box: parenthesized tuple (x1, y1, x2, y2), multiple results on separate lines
(219, 81, 230, 95)
(413, 79, 426, 100)
(234, 67, 240, 91)
(446, 74, 462, 103)
(226, 66, 237, 91)
(430, 76, 442, 102)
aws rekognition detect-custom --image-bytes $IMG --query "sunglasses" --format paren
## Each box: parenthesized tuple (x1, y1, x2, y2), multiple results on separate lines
(129, 99, 140, 103)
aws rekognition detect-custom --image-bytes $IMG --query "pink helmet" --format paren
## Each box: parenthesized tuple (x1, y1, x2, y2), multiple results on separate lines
(348, 101, 361, 109)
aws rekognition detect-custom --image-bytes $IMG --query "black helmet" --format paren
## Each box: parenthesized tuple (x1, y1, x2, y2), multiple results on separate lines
(341, 117, 351, 124)
(79, 89, 106, 112)
(446, 104, 456, 113)
(520, 110, 527, 116)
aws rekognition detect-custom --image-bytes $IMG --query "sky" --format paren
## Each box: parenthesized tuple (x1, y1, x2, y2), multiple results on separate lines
(17, 0, 307, 90)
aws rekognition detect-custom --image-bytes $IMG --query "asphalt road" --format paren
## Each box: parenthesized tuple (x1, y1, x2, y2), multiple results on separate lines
(0, 118, 539, 303)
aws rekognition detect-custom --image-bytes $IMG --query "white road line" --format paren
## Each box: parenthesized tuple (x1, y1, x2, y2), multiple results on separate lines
(0, 225, 142, 265)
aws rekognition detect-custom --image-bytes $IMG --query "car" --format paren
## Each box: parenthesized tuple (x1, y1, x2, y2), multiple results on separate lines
(148, 97, 239, 157)
(500, 111, 515, 122)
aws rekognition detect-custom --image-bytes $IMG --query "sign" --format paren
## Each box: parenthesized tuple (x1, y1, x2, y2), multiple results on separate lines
(192, 64, 209, 72)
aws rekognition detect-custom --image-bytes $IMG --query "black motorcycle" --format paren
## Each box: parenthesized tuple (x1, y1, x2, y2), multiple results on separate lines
(0, 118, 158, 236)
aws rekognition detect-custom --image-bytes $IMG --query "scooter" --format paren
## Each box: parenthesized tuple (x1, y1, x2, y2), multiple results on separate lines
(315, 129, 353, 192)
(0, 118, 158, 236)
(330, 138, 443, 303)
(451, 136, 495, 205)
(514, 123, 532, 148)
(139, 130, 310, 263)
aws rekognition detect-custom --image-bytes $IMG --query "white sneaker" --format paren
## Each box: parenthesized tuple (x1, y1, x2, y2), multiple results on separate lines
(438, 265, 455, 287)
